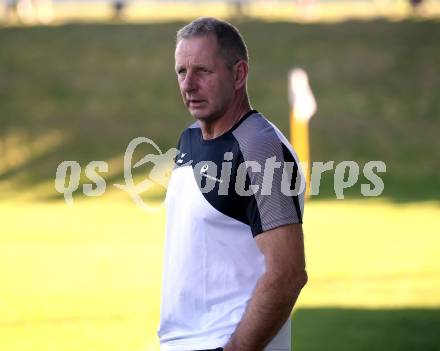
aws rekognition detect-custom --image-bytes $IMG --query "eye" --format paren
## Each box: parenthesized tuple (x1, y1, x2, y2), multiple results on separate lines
(177, 68, 186, 76)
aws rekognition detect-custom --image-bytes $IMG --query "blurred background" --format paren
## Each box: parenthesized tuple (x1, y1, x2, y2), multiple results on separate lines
(1, 1, 439, 350)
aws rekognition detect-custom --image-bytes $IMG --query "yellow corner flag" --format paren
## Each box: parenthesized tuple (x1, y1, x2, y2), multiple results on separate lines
(288, 68, 317, 198)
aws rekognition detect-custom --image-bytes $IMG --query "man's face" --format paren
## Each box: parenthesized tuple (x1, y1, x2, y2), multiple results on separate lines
(175, 35, 236, 121)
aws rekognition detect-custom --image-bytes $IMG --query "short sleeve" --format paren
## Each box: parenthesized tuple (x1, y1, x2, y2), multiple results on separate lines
(232, 117, 305, 236)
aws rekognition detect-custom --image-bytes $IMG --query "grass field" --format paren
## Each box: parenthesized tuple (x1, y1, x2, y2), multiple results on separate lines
(1, 20, 439, 202)
(0, 198, 439, 350)
(1, 19, 439, 351)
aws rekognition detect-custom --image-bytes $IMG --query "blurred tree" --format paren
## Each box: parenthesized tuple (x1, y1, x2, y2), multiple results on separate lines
(409, 0, 425, 15)
(230, 0, 247, 18)
(4, 0, 53, 24)
(112, 0, 127, 21)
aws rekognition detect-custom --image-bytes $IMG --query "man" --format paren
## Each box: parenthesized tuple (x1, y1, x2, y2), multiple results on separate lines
(158, 17, 308, 351)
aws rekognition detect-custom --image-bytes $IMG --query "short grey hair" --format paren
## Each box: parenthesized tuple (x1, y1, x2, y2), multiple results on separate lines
(176, 17, 249, 68)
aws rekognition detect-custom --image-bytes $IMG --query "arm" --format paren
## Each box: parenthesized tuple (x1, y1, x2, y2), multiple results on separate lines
(223, 223, 308, 351)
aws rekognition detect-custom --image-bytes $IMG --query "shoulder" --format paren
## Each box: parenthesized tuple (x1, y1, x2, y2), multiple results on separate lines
(232, 112, 289, 162)
(176, 120, 201, 145)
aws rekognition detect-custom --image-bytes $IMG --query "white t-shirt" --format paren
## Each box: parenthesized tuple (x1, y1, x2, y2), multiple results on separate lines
(158, 110, 305, 351)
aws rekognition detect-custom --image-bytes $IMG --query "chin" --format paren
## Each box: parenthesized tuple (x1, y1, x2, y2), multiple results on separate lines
(191, 109, 224, 123)
(190, 109, 212, 121)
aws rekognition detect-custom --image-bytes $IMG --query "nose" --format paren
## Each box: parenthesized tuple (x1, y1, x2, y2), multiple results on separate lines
(180, 71, 197, 93)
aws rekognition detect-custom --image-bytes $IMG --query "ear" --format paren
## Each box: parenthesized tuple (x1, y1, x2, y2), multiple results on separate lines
(233, 60, 248, 90)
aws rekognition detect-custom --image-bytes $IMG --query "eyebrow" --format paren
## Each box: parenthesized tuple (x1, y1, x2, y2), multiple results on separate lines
(175, 64, 210, 72)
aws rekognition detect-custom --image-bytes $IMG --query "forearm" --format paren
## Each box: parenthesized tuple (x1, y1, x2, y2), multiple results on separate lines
(224, 271, 307, 351)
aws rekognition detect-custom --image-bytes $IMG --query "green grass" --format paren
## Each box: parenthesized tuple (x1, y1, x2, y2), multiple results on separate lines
(293, 308, 440, 351)
(1, 20, 440, 351)
(0, 199, 439, 350)
(0, 199, 164, 351)
(0, 20, 439, 202)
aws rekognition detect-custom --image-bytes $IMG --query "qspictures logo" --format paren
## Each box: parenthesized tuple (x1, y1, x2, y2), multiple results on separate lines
(54, 137, 178, 212)
(55, 137, 386, 212)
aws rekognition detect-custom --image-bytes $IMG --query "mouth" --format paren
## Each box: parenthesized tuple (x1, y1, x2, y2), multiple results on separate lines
(187, 99, 205, 107)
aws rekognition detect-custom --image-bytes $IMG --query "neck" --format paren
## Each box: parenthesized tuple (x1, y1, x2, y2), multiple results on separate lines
(200, 95, 252, 140)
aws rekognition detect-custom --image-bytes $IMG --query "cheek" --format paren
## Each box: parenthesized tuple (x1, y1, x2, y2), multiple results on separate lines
(219, 79, 235, 101)
(209, 78, 233, 99)
(178, 83, 187, 97)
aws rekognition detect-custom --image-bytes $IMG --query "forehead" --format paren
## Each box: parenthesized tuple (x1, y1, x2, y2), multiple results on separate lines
(175, 35, 220, 65)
